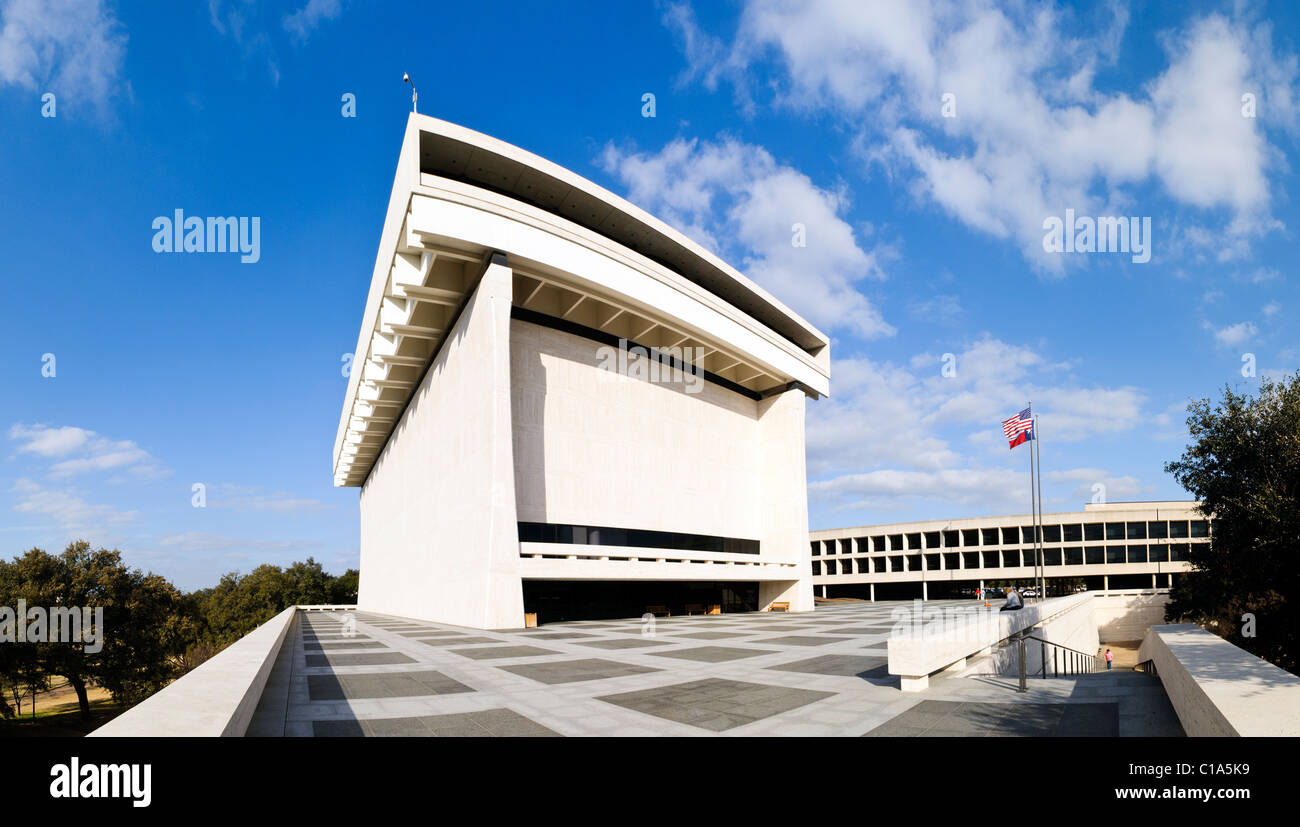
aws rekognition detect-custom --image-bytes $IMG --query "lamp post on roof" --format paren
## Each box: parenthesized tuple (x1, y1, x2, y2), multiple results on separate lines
(403, 73, 418, 113)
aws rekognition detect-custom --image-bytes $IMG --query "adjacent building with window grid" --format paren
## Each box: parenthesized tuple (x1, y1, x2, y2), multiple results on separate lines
(809, 501, 1206, 601)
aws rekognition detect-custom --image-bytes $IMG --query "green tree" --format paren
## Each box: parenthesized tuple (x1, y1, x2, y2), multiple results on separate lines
(0, 542, 190, 722)
(1164, 373, 1300, 673)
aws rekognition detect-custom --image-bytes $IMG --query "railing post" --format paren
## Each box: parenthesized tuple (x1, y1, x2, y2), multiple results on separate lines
(1018, 635, 1027, 692)
(1040, 640, 1047, 678)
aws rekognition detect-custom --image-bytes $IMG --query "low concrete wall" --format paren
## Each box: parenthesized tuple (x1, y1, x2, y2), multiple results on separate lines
(1094, 592, 1169, 642)
(90, 606, 298, 737)
(888, 592, 1092, 690)
(1138, 624, 1300, 737)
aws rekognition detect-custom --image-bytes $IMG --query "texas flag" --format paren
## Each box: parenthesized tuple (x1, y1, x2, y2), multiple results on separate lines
(1001, 407, 1035, 450)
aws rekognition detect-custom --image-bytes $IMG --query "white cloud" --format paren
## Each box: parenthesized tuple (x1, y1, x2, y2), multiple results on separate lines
(600, 136, 895, 339)
(283, 0, 342, 42)
(9, 478, 138, 530)
(0, 0, 126, 117)
(8, 423, 165, 478)
(1205, 320, 1257, 348)
(806, 336, 1149, 513)
(672, 2, 1297, 269)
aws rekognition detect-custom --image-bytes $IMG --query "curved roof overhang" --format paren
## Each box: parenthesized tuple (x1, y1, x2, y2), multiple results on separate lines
(333, 115, 832, 487)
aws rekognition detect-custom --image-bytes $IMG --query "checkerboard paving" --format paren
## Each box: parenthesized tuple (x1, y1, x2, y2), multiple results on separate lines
(244, 601, 1183, 737)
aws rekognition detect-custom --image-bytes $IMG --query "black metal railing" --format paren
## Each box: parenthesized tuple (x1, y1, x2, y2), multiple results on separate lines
(1014, 633, 1104, 691)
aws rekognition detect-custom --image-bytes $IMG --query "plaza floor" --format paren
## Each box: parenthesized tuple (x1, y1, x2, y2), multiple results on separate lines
(245, 601, 1184, 737)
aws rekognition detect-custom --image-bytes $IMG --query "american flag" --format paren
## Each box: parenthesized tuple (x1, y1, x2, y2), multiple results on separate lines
(1001, 407, 1034, 449)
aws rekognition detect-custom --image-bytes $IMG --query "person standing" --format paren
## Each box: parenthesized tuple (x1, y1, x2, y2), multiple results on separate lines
(1104, 648, 1114, 670)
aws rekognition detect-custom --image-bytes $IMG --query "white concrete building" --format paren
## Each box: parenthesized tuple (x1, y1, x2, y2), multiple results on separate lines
(810, 501, 1207, 601)
(335, 115, 829, 629)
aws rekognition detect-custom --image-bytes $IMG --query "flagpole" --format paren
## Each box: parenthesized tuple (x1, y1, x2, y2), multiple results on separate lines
(1035, 414, 1044, 598)
(1027, 402, 1036, 601)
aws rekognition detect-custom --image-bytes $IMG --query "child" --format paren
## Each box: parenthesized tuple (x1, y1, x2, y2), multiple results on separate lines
(1105, 648, 1114, 670)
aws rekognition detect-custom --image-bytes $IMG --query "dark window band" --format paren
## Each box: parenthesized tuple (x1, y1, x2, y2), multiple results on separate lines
(518, 521, 759, 555)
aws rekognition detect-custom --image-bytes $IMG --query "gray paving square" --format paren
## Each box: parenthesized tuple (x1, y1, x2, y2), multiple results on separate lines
(449, 645, 560, 660)
(575, 638, 674, 650)
(767, 654, 888, 678)
(498, 658, 663, 685)
(307, 670, 474, 700)
(597, 678, 835, 732)
(755, 635, 847, 646)
(647, 646, 777, 663)
(304, 652, 416, 668)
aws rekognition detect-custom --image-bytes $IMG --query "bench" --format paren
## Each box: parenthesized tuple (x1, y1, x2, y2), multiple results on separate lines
(768, 601, 790, 612)
(645, 605, 671, 618)
(685, 603, 705, 616)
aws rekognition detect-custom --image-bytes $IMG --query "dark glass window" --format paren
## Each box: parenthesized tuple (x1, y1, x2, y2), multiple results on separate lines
(1169, 543, 1189, 561)
(963, 552, 980, 569)
(906, 554, 922, 571)
(925, 553, 941, 570)
(963, 529, 981, 546)
(1126, 545, 1147, 563)
(1148, 545, 1169, 562)
(839, 538, 852, 554)
(1002, 527, 1021, 544)
(810, 541, 820, 556)
(1190, 520, 1209, 538)
(1106, 546, 1125, 564)
(518, 522, 759, 555)
(1002, 550, 1020, 568)
(982, 528, 999, 545)
(1085, 546, 1105, 565)
(890, 556, 905, 572)
(943, 552, 960, 569)
(1044, 548, 1062, 566)
(1169, 521, 1189, 538)
(873, 536, 886, 552)
(811, 561, 822, 575)
(943, 530, 960, 548)
(1147, 521, 1168, 539)
(857, 558, 871, 574)
(1105, 523, 1125, 541)
(925, 531, 941, 548)
(1064, 547, 1083, 566)
(983, 551, 1000, 569)
(1127, 522, 1147, 540)
(1084, 523, 1104, 541)
(1043, 525, 1061, 543)
(890, 535, 904, 551)
(873, 557, 887, 573)
(825, 560, 837, 575)
(1022, 526, 1038, 543)
(906, 533, 922, 550)
(1063, 524, 1083, 542)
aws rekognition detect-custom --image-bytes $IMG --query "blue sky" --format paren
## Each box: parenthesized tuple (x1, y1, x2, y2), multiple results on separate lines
(1, 0, 1297, 590)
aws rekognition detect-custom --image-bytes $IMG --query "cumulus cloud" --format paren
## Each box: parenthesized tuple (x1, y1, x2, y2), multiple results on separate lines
(806, 335, 1148, 513)
(1205, 320, 1258, 348)
(599, 136, 896, 339)
(8, 423, 165, 479)
(0, 0, 126, 117)
(667, 1, 1297, 269)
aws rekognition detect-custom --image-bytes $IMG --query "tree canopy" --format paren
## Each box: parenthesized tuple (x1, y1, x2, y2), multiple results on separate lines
(0, 543, 358, 724)
(1164, 372, 1300, 673)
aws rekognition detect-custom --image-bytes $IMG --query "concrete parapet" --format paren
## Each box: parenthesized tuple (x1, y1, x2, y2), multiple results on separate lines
(90, 606, 299, 737)
(1138, 623, 1300, 737)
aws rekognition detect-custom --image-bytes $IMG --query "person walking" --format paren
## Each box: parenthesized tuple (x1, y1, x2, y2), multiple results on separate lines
(1104, 648, 1114, 670)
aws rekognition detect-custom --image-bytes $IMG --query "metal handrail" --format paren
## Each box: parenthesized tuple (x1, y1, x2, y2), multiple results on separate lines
(1014, 633, 1104, 691)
